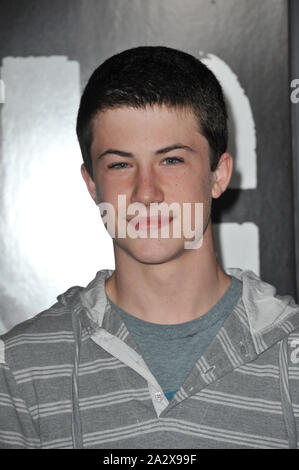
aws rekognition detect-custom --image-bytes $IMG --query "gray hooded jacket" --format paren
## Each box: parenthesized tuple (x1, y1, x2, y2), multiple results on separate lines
(0, 268, 299, 448)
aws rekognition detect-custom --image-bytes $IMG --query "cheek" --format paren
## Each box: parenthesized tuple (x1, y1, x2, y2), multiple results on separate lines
(95, 175, 114, 201)
(97, 182, 129, 212)
(99, 171, 131, 194)
(177, 173, 212, 203)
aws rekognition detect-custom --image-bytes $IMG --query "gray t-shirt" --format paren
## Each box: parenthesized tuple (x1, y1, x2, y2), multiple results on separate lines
(107, 276, 243, 401)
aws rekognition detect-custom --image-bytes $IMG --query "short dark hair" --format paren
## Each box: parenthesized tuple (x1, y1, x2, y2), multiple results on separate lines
(76, 46, 228, 179)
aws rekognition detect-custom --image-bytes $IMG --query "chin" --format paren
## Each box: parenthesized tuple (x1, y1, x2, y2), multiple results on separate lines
(114, 237, 186, 265)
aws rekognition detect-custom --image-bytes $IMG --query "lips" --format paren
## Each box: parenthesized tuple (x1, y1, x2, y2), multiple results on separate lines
(128, 215, 173, 231)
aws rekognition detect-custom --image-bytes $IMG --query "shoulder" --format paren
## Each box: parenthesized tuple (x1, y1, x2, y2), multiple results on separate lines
(0, 297, 76, 369)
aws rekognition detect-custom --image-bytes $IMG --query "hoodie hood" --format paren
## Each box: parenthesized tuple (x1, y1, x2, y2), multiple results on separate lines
(227, 268, 299, 336)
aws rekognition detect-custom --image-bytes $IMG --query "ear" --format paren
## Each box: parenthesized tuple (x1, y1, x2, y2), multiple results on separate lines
(81, 163, 99, 205)
(211, 152, 233, 199)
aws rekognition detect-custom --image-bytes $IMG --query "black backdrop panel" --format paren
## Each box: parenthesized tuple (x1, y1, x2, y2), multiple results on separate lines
(0, 0, 296, 332)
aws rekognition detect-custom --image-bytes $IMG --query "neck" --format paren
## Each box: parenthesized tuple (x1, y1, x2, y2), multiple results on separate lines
(105, 223, 231, 324)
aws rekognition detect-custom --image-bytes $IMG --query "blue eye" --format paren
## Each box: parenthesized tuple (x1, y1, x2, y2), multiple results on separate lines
(162, 157, 184, 165)
(108, 162, 129, 169)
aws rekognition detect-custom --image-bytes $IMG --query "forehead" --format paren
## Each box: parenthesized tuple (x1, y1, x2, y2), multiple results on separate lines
(90, 105, 204, 154)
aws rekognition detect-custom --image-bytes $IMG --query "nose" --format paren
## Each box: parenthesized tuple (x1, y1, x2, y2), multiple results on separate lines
(130, 166, 164, 207)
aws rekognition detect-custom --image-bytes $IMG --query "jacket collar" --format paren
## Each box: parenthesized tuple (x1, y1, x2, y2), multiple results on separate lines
(62, 267, 299, 358)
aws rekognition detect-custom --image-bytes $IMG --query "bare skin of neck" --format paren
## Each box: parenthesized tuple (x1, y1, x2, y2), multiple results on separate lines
(105, 222, 231, 325)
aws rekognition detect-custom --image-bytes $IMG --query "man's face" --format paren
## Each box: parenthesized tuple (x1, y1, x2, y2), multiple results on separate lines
(82, 104, 223, 265)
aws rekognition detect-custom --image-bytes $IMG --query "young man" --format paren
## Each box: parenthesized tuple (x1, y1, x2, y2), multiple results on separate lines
(0, 46, 299, 449)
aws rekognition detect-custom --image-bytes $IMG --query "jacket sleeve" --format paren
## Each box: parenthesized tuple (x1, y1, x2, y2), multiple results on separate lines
(288, 333, 299, 449)
(0, 339, 41, 448)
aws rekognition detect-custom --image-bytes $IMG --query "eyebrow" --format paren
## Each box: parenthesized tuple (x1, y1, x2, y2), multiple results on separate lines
(97, 144, 194, 160)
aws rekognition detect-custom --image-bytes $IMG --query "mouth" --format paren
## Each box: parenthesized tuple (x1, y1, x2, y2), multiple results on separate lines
(127, 215, 174, 231)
